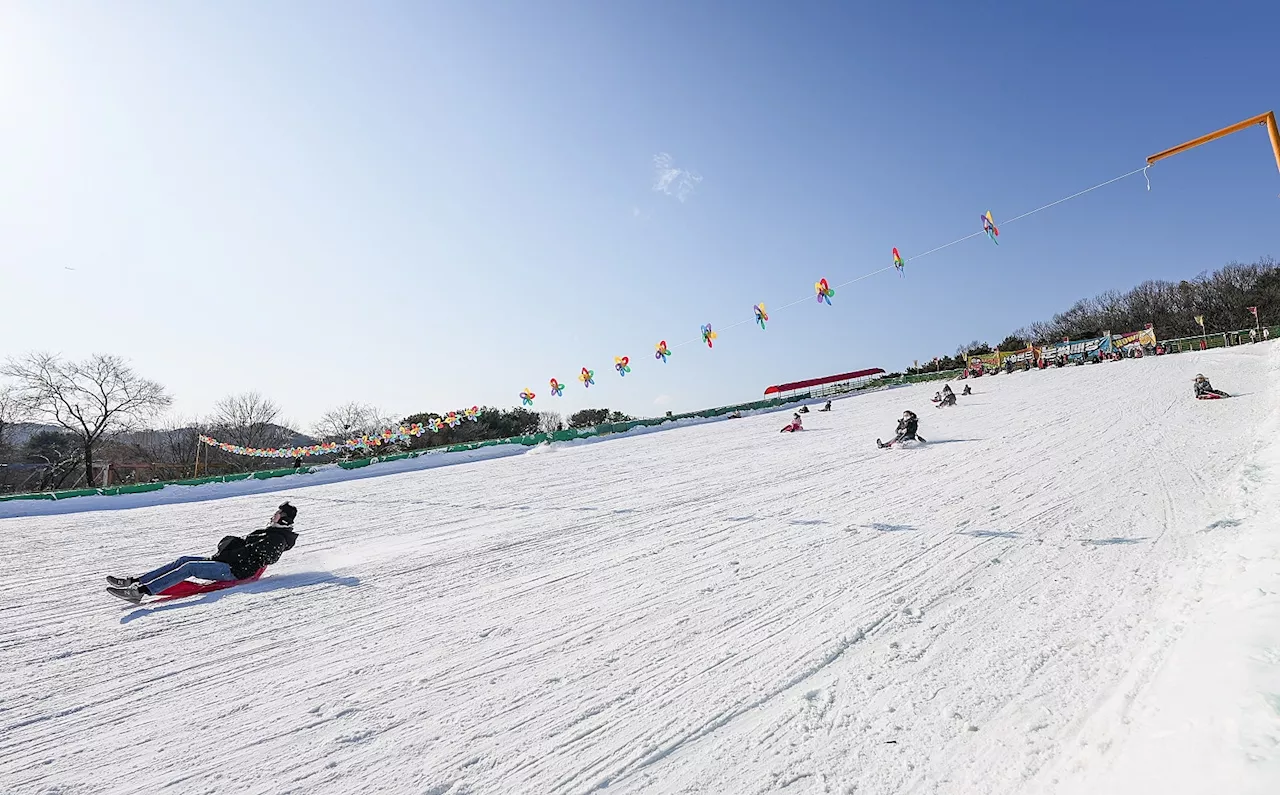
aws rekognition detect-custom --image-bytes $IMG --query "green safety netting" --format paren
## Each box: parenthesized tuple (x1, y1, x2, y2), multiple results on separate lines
(0, 370, 964, 504)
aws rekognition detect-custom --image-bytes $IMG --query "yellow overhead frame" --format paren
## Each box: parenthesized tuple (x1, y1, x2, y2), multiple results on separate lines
(1146, 111, 1280, 180)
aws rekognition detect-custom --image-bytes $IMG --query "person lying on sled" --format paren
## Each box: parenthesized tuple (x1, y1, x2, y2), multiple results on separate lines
(1193, 374, 1229, 399)
(780, 413, 804, 433)
(106, 502, 299, 603)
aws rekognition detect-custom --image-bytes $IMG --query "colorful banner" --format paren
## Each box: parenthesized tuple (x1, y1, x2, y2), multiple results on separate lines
(1040, 336, 1112, 362)
(1111, 328, 1157, 350)
(200, 408, 483, 458)
(998, 347, 1038, 367)
(966, 352, 1000, 373)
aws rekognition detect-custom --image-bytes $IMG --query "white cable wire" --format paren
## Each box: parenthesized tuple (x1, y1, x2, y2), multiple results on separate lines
(561, 166, 1149, 383)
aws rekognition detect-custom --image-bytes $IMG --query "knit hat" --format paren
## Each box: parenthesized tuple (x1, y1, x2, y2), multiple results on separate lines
(277, 502, 297, 525)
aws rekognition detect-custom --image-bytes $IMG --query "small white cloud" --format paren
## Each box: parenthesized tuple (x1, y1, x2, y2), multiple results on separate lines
(632, 206, 642, 218)
(652, 153, 702, 202)
(653, 394, 672, 406)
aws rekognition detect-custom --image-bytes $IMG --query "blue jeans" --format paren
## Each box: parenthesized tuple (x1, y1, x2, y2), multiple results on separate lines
(139, 556, 237, 594)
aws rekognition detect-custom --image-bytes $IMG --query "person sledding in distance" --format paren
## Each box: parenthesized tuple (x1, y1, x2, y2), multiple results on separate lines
(818, 400, 832, 412)
(106, 502, 299, 604)
(931, 391, 943, 403)
(798, 405, 810, 413)
(877, 411, 925, 448)
(962, 384, 972, 396)
(1193, 374, 1230, 399)
(780, 412, 804, 433)
(937, 384, 957, 407)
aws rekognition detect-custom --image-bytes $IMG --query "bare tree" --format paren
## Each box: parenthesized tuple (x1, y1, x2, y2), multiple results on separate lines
(129, 415, 207, 478)
(0, 382, 27, 451)
(538, 410, 564, 433)
(22, 429, 82, 491)
(313, 402, 394, 440)
(210, 392, 290, 449)
(955, 340, 992, 357)
(2, 353, 171, 487)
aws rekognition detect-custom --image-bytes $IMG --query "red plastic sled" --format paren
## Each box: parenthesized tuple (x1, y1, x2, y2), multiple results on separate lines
(155, 568, 266, 599)
(1196, 393, 1228, 400)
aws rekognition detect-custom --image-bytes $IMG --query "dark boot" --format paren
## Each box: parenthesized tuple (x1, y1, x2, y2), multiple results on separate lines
(105, 583, 149, 604)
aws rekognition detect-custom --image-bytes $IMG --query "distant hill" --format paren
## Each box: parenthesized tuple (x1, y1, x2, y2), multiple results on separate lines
(2, 423, 314, 450)
(3, 422, 61, 447)
(119, 424, 317, 448)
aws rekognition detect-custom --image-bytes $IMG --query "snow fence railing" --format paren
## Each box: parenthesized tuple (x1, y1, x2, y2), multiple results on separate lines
(1159, 324, 1280, 353)
(0, 370, 961, 504)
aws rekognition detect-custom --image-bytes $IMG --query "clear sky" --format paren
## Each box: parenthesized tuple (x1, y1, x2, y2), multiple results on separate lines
(1, 1, 1277, 430)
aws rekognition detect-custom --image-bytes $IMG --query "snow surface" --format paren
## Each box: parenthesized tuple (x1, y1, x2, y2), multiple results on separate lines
(0, 402, 807, 520)
(3, 346, 1279, 794)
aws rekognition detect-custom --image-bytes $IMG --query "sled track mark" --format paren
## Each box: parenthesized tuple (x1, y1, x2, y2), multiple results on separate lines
(594, 625, 877, 791)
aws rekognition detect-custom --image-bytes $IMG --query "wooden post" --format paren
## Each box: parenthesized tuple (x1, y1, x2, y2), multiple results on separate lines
(193, 440, 201, 479)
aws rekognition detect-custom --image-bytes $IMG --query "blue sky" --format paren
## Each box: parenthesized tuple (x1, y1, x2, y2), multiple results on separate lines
(1, 1, 1277, 429)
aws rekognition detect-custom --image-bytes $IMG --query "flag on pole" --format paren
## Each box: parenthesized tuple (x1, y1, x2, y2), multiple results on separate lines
(1194, 314, 1205, 330)
(1248, 306, 1258, 317)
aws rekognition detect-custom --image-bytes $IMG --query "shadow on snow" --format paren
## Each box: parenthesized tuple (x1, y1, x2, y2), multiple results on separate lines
(120, 571, 360, 624)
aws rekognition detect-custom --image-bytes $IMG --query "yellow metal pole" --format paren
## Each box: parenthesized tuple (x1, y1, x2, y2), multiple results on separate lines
(1147, 113, 1272, 165)
(1147, 111, 1280, 180)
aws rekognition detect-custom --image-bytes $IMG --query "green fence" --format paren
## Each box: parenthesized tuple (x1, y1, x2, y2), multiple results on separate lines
(0, 368, 966, 505)
(1158, 325, 1278, 354)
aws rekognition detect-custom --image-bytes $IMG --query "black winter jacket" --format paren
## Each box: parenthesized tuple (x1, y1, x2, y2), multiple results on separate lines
(212, 523, 299, 579)
(896, 417, 918, 439)
(1194, 380, 1220, 397)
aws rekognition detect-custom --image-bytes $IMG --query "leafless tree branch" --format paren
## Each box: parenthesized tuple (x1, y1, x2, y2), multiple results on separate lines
(1, 353, 171, 487)
(313, 402, 394, 440)
(210, 392, 290, 449)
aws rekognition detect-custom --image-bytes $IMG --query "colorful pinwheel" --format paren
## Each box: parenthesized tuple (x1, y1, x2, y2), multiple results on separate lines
(982, 211, 999, 245)
(701, 323, 717, 348)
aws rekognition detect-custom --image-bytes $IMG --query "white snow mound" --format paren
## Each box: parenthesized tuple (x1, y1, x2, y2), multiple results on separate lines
(2, 346, 1279, 794)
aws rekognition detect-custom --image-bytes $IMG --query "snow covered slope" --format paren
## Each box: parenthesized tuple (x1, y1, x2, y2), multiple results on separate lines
(3, 347, 1279, 795)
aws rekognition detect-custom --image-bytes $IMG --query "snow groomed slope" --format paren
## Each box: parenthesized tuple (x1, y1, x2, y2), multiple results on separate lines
(2, 346, 1279, 794)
